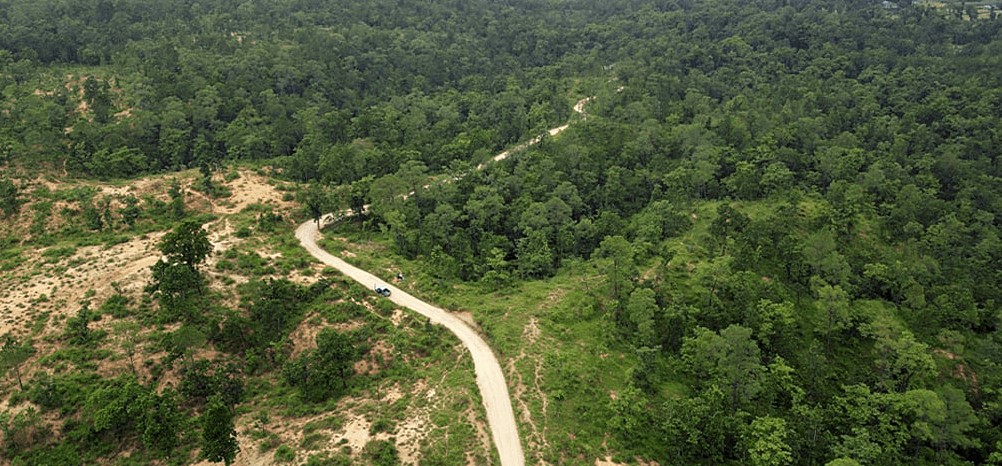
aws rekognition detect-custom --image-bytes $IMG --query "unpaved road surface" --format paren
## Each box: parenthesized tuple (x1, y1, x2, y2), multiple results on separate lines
(478, 97, 592, 170)
(296, 97, 592, 466)
(297, 220, 523, 465)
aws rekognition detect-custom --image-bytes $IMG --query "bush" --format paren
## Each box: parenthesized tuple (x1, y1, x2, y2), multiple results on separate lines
(99, 294, 131, 318)
(64, 304, 105, 346)
(274, 444, 296, 463)
(0, 407, 49, 452)
(41, 246, 76, 262)
(370, 417, 394, 434)
(362, 440, 398, 466)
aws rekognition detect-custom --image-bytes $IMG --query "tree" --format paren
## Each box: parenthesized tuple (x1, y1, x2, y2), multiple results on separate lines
(65, 303, 100, 346)
(247, 279, 306, 346)
(200, 395, 239, 465)
(626, 287, 658, 346)
(120, 195, 141, 227)
(811, 277, 851, 353)
(363, 439, 399, 466)
(82, 76, 113, 124)
(682, 325, 765, 413)
(596, 235, 636, 323)
(0, 179, 19, 218)
(516, 229, 553, 279)
(169, 326, 207, 367)
(168, 182, 186, 220)
(85, 148, 148, 179)
(82, 201, 104, 231)
(480, 247, 512, 290)
(301, 183, 329, 225)
(660, 386, 733, 464)
(709, 204, 750, 256)
(744, 416, 793, 466)
(158, 98, 193, 169)
(861, 312, 935, 392)
(464, 185, 506, 233)
(283, 328, 357, 402)
(929, 386, 978, 454)
(0, 336, 33, 390)
(148, 259, 203, 317)
(316, 328, 355, 386)
(609, 384, 661, 453)
(348, 175, 374, 217)
(159, 220, 212, 272)
(149, 220, 212, 317)
(801, 230, 851, 287)
(140, 388, 184, 456)
(746, 299, 795, 353)
(831, 427, 884, 466)
(85, 376, 182, 456)
(112, 321, 141, 375)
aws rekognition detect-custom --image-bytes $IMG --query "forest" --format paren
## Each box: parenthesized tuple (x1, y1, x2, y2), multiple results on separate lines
(2, 0, 1002, 464)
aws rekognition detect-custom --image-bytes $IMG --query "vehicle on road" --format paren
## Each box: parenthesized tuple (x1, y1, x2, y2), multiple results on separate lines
(374, 284, 391, 297)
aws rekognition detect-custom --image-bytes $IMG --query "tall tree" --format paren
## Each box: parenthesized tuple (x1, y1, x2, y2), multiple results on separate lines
(744, 416, 794, 466)
(596, 235, 636, 323)
(627, 287, 658, 346)
(199, 395, 239, 465)
(283, 328, 357, 402)
(683, 325, 766, 413)
(158, 220, 213, 272)
(148, 220, 213, 317)
(0, 336, 33, 390)
(0, 179, 19, 218)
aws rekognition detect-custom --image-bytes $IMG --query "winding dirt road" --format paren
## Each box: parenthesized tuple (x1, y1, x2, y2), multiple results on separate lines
(296, 97, 591, 466)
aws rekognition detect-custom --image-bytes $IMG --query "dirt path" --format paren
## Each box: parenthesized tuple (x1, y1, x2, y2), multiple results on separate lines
(296, 96, 591, 466)
(478, 97, 592, 170)
(297, 222, 524, 465)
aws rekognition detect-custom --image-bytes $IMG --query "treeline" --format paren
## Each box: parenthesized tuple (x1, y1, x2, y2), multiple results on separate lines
(1, 0, 639, 179)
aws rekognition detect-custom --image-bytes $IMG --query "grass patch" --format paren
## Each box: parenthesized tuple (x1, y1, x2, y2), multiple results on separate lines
(273, 444, 296, 463)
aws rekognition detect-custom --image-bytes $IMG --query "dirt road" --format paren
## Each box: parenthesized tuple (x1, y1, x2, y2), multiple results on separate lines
(296, 220, 524, 465)
(478, 97, 593, 170)
(296, 96, 592, 466)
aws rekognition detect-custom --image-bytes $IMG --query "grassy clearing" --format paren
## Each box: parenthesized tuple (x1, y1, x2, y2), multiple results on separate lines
(321, 218, 668, 461)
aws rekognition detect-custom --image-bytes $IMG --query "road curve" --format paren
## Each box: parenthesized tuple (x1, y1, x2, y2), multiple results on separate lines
(296, 220, 525, 465)
(296, 96, 592, 466)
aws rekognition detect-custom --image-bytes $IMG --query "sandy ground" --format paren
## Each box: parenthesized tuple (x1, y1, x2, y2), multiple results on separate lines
(0, 171, 291, 339)
(1, 167, 490, 465)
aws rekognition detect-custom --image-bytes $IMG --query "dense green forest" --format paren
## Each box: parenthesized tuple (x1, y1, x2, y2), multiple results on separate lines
(3, 0, 1002, 464)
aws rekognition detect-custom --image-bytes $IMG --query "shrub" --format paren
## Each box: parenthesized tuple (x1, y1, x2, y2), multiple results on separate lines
(274, 444, 296, 463)
(363, 440, 398, 466)
(99, 294, 131, 318)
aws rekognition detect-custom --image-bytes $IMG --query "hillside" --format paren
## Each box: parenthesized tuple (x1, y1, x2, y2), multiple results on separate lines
(0, 170, 497, 464)
(3, 0, 1002, 465)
